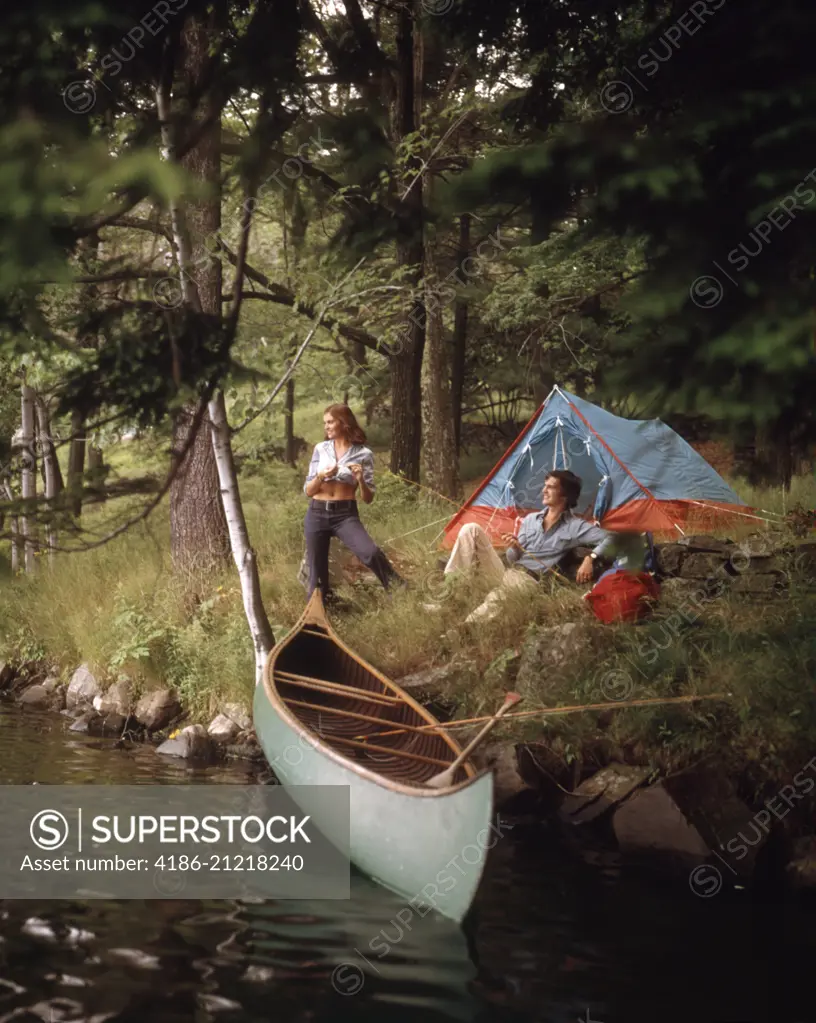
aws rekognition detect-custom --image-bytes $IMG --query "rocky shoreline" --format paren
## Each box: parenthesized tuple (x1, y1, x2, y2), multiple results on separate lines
(0, 660, 263, 765)
(5, 648, 815, 898)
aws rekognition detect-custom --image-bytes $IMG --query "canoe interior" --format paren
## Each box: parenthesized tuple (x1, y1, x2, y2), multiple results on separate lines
(271, 626, 469, 789)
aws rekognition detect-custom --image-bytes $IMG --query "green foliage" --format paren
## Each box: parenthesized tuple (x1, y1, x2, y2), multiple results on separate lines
(58, 307, 233, 425)
(442, 0, 816, 459)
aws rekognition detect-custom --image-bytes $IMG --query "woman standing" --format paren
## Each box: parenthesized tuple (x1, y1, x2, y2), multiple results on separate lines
(303, 404, 403, 601)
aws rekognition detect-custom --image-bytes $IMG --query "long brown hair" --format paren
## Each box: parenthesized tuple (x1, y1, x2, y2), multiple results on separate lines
(324, 404, 367, 444)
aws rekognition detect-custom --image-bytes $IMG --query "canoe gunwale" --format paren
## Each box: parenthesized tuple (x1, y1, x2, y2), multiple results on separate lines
(261, 594, 485, 799)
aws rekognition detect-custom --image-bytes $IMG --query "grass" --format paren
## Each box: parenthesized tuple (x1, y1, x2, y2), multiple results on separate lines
(1, 415, 815, 791)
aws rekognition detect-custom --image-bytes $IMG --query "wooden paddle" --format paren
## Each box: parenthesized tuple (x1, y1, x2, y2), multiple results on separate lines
(424, 691, 523, 789)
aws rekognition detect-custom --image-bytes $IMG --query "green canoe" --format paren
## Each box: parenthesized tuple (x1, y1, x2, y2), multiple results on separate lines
(253, 590, 494, 924)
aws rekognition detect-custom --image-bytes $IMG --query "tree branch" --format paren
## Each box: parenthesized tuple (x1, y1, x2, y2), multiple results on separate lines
(106, 216, 173, 242)
(218, 242, 388, 354)
(231, 259, 368, 434)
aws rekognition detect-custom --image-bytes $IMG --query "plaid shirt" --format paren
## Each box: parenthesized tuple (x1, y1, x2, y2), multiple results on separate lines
(505, 507, 614, 575)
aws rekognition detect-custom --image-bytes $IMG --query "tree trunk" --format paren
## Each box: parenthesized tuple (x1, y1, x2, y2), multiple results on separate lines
(451, 213, 470, 455)
(209, 391, 275, 684)
(285, 181, 304, 467)
(421, 232, 460, 499)
(35, 398, 64, 495)
(168, 10, 230, 577)
(170, 406, 229, 577)
(390, 0, 425, 482)
(163, 8, 270, 700)
(67, 409, 86, 517)
(3, 481, 20, 574)
(20, 384, 36, 574)
(284, 378, 296, 466)
(35, 396, 61, 566)
(351, 340, 367, 371)
(85, 443, 107, 500)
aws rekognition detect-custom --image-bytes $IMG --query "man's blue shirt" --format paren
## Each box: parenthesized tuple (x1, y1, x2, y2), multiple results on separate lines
(505, 507, 614, 575)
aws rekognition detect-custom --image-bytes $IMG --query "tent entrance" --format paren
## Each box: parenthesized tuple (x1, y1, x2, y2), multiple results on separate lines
(506, 424, 606, 519)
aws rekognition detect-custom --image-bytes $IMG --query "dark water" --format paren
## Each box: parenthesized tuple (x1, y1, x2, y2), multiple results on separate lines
(1, 701, 814, 1023)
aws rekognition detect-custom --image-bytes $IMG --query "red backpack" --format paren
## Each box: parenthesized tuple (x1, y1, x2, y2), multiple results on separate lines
(583, 570, 660, 623)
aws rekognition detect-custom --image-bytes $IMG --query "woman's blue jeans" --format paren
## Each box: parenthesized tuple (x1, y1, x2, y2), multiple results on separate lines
(304, 499, 402, 597)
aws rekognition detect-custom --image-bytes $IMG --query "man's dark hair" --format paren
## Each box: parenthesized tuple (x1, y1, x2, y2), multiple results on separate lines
(546, 470, 582, 509)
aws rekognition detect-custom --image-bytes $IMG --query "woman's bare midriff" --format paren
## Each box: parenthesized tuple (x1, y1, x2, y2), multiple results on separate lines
(312, 481, 358, 501)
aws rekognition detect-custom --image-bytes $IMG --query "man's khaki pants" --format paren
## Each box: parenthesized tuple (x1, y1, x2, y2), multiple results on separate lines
(444, 522, 538, 622)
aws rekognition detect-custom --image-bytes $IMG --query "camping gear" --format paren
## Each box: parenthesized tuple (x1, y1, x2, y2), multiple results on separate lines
(425, 691, 522, 789)
(253, 590, 493, 923)
(604, 531, 658, 575)
(444, 385, 748, 546)
(584, 570, 661, 623)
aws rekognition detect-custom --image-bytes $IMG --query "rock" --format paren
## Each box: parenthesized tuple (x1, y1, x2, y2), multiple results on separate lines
(787, 836, 816, 890)
(736, 534, 779, 558)
(18, 683, 65, 716)
(680, 553, 731, 579)
(471, 742, 536, 811)
(97, 713, 127, 736)
(61, 704, 88, 720)
(18, 685, 51, 708)
(69, 711, 98, 734)
(98, 679, 132, 718)
(225, 742, 265, 762)
(790, 542, 816, 579)
(612, 783, 711, 864)
(516, 622, 603, 697)
(677, 535, 735, 554)
(242, 965, 276, 983)
(156, 724, 213, 761)
(0, 662, 16, 690)
(395, 662, 463, 697)
(222, 702, 252, 732)
(66, 664, 102, 710)
(659, 577, 708, 603)
(734, 553, 783, 574)
(731, 573, 787, 594)
(48, 687, 66, 711)
(41, 677, 61, 693)
(484, 650, 521, 689)
(663, 767, 765, 880)
(559, 764, 650, 826)
(655, 544, 687, 576)
(135, 689, 182, 732)
(208, 714, 242, 745)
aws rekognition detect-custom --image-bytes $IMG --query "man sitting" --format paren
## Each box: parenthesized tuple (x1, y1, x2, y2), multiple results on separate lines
(439, 470, 614, 623)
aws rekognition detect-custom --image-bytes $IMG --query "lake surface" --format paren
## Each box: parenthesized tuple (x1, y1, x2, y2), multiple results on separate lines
(0, 700, 814, 1023)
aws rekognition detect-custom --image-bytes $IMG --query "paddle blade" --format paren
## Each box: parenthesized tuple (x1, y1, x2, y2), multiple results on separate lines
(424, 691, 524, 789)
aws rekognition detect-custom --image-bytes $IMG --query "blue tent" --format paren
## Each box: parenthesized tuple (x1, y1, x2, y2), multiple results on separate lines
(444, 386, 748, 545)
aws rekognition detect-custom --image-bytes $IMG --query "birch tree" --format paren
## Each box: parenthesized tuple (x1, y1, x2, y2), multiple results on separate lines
(208, 393, 274, 682)
(20, 384, 36, 574)
(2, 481, 20, 574)
(35, 394, 62, 567)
